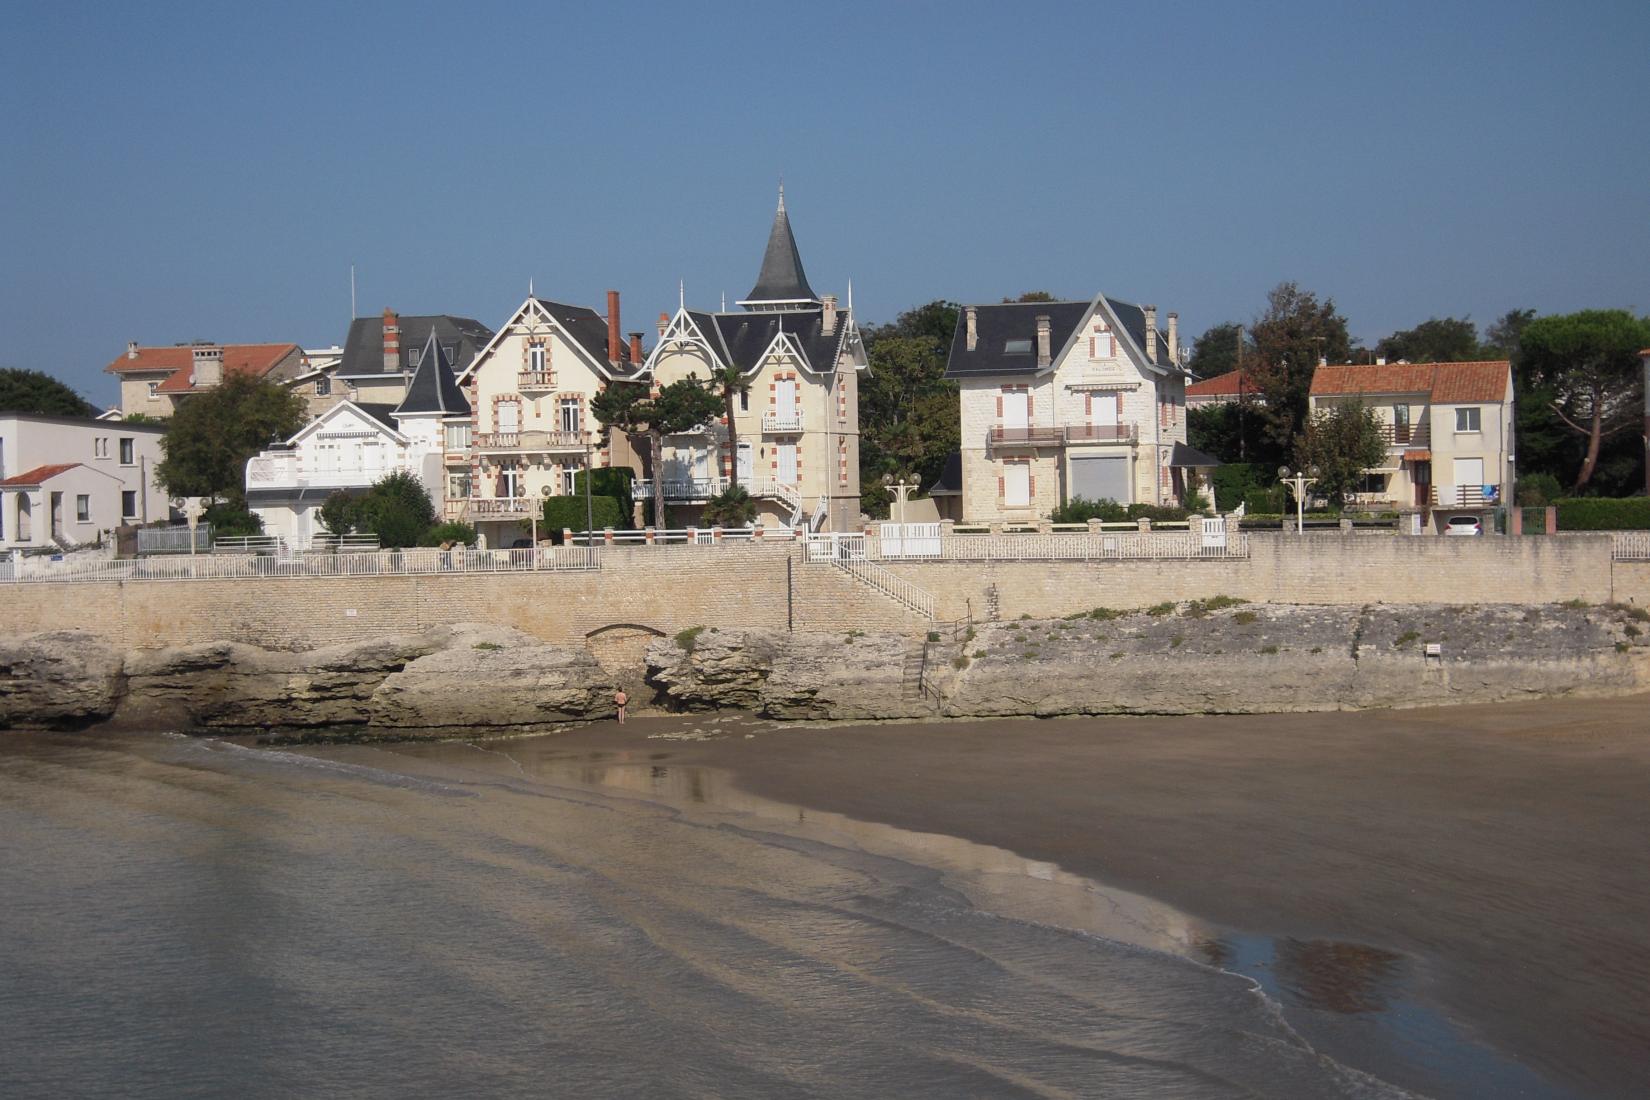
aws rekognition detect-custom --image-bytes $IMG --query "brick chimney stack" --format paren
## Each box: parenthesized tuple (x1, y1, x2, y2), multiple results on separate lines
(628, 332, 643, 364)
(1167, 312, 1179, 366)
(657, 312, 670, 339)
(1143, 305, 1158, 364)
(821, 294, 838, 337)
(1035, 315, 1052, 367)
(382, 309, 400, 372)
(965, 306, 978, 352)
(192, 344, 223, 388)
(606, 291, 621, 363)
(126, 341, 139, 360)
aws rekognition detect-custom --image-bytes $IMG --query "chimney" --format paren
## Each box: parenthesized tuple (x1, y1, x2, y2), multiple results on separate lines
(965, 306, 978, 352)
(1376, 357, 1386, 366)
(126, 341, 139, 360)
(192, 344, 223, 389)
(657, 312, 670, 339)
(1167, 312, 1179, 366)
(382, 308, 400, 373)
(628, 332, 643, 364)
(1143, 305, 1158, 364)
(606, 290, 621, 363)
(1035, 315, 1052, 367)
(822, 294, 838, 337)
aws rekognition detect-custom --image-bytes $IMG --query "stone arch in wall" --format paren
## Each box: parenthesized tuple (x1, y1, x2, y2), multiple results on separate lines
(584, 623, 667, 705)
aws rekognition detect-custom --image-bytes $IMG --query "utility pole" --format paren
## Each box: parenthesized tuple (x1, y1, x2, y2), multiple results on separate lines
(1237, 326, 1246, 462)
(1641, 349, 1650, 497)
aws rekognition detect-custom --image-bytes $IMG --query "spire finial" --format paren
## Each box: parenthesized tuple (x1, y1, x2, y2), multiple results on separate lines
(777, 177, 785, 213)
(847, 278, 853, 311)
(721, 291, 727, 311)
(529, 276, 534, 297)
(679, 279, 685, 309)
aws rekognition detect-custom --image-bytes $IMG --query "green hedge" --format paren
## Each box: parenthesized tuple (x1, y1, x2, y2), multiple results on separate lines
(1554, 497, 1650, 530)
(572, 467, 634, 520)
(542, 495, 625, 540)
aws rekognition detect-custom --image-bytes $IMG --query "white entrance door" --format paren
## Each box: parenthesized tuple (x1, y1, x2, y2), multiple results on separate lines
(736, 442, 754, 481)
(777, 442, 798, 485)
(1003, 391, 1029, 431)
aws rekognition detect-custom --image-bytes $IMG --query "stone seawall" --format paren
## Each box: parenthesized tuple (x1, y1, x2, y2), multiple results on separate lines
(0, 535, 1636, 655)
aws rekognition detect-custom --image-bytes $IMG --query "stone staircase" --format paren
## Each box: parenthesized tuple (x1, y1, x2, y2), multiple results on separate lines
(899, 641, 927, 700)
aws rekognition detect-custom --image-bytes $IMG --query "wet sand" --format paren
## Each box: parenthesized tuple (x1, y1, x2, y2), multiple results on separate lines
(538, 696, 1650, 1098)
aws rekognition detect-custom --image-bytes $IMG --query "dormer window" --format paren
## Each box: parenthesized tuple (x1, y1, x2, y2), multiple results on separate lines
(1004, 339, 1033, 355)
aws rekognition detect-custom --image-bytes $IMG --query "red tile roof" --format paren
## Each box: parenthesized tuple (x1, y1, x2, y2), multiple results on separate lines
(1185, 369, 1259, 397)
(1310, 361, 1510, 404)
(105, 343, 302, 395)
(0, 462, 81, 487)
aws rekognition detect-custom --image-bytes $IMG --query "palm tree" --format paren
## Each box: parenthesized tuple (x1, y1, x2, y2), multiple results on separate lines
(710, 362, 752, 490)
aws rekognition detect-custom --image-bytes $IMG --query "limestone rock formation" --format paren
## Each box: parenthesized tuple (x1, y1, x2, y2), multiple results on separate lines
(0, 631, 124, 728)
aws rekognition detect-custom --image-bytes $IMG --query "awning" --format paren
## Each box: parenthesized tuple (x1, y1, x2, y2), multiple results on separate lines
(1167, 441, 1222, 468)
(1403, 448, 1431, 461)
(1066, 382, 1140, 392)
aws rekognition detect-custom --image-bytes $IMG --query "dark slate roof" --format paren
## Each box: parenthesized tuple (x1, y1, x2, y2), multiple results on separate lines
(740, 188, 818, 306)
(704, 308, 848, 375)
(943, 301, 1091, 377)
(943, 296, 1178, 378)
(394, 330, 471, 418)
(927, 452, 962, 496)
(337, 314, 494, 379)
(1168, 441, 1222, 468)
(530, 297, 638, 372)
(354, 403, 401, 430)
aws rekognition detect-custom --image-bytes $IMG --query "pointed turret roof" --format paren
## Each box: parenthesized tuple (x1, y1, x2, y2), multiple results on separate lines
(394, 329, 471, 418)
(738, 184, 820, 310)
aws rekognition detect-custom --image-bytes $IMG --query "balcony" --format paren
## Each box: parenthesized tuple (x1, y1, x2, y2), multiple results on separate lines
(1377, 423, 1431, 448)
(517, 370, 556, 392)
(988, 426, 1065, 447)
(474, 430, 588, 453)
(1431, 484, 1500, 507)
(245, 452, 394, 492)
(1063, 423, 1138, 445)
(468, 496, 534, 516)
(633, 477, 724, 502)
(762, 410, 805, 433)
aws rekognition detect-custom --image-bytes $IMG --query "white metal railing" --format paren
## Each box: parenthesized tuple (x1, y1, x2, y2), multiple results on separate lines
(878, 522, 943, 558)
(761, 411, 805, 433)
(566, 526, 797, 545)
(837, 556, 934, 619)
(137, 524, 212, 555)
(1612, 531, 1650, 560)
(5, 546, 601, 584)
(213, 534, 284, 554)
(633, 477, 723, 501)
(1433, 484, 1501, 506)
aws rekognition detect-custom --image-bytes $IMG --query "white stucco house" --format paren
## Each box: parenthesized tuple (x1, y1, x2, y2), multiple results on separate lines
(1, 413, 168, 551)
(942, 295, 1196, 523)
(245, 331, 472, 545)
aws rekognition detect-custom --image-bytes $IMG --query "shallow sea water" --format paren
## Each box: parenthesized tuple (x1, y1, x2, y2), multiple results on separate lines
(0, 729, 1573, 1099)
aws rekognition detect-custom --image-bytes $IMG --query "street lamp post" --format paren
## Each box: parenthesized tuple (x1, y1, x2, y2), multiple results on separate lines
(1277, 465, 1319, 536)
(583, 441, 595, 546)
(882, 473, 917, 526)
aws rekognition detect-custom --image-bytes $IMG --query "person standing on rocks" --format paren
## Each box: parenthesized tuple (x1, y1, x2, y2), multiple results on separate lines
(614, 689, 628, 725)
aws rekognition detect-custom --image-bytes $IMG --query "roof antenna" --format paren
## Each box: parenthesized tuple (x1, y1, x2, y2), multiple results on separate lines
(350, 264, 356, 320)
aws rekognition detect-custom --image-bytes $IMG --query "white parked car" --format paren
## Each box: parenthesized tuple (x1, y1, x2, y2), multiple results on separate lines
(1444, 515, 1482, 536)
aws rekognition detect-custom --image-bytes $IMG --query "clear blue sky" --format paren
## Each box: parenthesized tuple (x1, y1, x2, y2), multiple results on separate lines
(3, 0, 1646, 407)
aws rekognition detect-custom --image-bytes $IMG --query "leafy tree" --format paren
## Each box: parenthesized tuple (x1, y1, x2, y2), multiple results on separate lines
(201, 501, 263, 539)
(702, 483, 758, 527)
(318, 490, 358, 535)
(1187, 402, 1278, 468)
(121, 412, 162, 424)
(155, 374, 306, 503)
(591, 377, 720, 526)
(1246, 282, 1353, 457)
(1002, 290, 1058, 303)
(858, 300, 961, 516)
(1186, 322, 1253, 381)
(1293, 401, 1385, 506)
(1482, 308, 1536, 359)
(1516, 310, 1650, 491)
(353, 471, 436, 548)
(0, 367, 95, 417)
(1375, 317, 1483, 364)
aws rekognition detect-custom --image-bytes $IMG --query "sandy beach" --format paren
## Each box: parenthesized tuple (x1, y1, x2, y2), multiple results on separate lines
(527, 695, 1650, 1098)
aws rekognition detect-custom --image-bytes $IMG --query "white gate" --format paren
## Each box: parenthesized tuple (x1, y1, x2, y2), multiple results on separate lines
(1200, 516, 1227, 551)
(879, 522, 942, 558)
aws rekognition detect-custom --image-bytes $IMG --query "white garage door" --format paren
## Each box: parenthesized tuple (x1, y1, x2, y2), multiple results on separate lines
(1070, 455, 1130, 504)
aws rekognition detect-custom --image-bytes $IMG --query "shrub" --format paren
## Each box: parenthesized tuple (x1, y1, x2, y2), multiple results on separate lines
(1259, 644, 1279, 655)
(1232, 610, 1258, 625)
(1089, 607, 1128, 621)
(702, 484, 758, 527)
(675, 625, 706, 652)
(1051, 497, 1128, 523)
(926, 631, 941, 642)
(572, 466, 635, 519)
(1395, 630, 1420, 647)
(418, 522, 477, 547)
(202, 501, 263, 539)
(354, 471, 436, 548)
(1146, 601, 1175, 616)
(543, 495, 625, 540)
(1515, 473, 1562, 507)
(1554, 497, 1650, 531)
(318, 490, 359, 536)
(1243, 487, 1287, 514)
(1126, 502, 1191, 523)
(952, 655, 970, 669)
(1210, 463, 1266, 512)
(472, 641, 504, 651)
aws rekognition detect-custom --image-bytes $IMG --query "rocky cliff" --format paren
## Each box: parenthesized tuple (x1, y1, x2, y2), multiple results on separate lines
(2, 604, 1645, 736)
